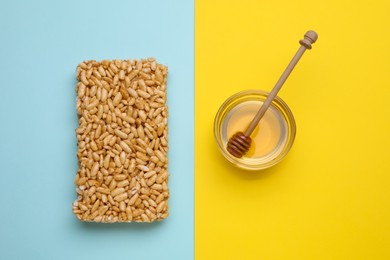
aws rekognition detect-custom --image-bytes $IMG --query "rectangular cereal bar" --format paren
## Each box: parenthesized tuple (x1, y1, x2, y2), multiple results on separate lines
(72, 58, 169, 223)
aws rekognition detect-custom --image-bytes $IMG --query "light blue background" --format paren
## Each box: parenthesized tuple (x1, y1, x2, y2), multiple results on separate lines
(0, 0, 193, 259)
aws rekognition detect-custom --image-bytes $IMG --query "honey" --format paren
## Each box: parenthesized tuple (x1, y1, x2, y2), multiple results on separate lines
(223, 101, 284, 158)
(214, 90, 296, 170)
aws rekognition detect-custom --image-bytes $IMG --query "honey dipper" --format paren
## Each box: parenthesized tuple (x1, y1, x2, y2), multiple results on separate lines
(227, 30, 318, 158)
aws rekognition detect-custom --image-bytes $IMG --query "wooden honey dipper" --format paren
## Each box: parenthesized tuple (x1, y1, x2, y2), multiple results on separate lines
(227, 30, 318, 158)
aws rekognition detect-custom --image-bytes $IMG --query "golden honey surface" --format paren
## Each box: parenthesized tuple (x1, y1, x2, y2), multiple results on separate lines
(224, 101, 282, 158)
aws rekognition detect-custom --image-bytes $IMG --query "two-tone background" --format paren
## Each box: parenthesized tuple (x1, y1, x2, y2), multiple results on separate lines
(1, 0, 389, 259)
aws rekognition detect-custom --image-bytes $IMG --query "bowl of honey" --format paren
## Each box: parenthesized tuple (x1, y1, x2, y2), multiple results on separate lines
(214, 90, 296, 170)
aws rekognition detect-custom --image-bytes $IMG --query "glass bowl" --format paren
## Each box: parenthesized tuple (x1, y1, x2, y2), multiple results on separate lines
(214, 90, 296, 170)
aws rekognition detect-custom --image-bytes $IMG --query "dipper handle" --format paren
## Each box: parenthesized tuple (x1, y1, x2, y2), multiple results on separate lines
(244, 30, 318, 136)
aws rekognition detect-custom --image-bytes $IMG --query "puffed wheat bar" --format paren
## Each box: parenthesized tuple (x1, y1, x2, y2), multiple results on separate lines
(73, 58, 169, 223)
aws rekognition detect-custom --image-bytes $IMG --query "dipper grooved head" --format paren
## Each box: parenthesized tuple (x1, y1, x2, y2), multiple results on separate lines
(226, 132, 252, 158)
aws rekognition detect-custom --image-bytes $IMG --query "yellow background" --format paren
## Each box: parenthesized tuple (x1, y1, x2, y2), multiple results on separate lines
(195, 0, 390, 259)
